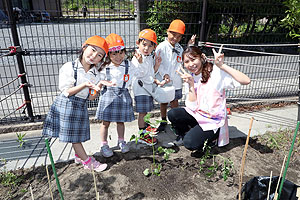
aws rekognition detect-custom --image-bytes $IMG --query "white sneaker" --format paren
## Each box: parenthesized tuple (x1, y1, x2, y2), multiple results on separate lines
(74, 155, 82, 164)
(167, 136, 184, 147)
(118, 141, 130, 153)
(100, 145, 113, 158)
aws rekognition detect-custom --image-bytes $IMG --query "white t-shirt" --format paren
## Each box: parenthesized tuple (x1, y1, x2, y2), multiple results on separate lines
(155, 39, 184, 90)
(99, 60, 137, 89)
(131, 50, 156, 96)
(59, 58, 102, 99)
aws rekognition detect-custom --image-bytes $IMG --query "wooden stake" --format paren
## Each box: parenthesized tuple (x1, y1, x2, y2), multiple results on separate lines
(267, 171, 273, 200)
(30, 184, 34, 200)
(274, 155, 287, 200)
(46, 165, 54, 200)
(238, 117, 254, 200)
(91, 165, 99, 200)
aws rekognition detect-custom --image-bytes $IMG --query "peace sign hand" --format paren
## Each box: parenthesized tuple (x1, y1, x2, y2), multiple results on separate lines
(176, 65, 194, 87)
(188, 34, 197, 46)
(212, 45, 224, 68)
(154, 51, 162, 67)
(134, 50, 143, 64)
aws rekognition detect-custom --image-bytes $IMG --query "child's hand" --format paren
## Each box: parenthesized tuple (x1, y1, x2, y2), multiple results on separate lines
(188, 34, 197, 46)
(99, 80, 116, 87)
(176, 66, 194, 87)
(212, 45, 224, 68)
(134, 50, 143, 64)
(154, 52, 162, 67)
(85, 81, 95, 89)
(163, 74, 171, 84)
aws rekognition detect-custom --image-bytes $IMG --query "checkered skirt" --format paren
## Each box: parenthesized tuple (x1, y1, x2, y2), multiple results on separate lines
(95, 87, 135, 122)
(134, 95, 154, 113)
(175, 89, 183, 100)
(42, 94, 90, 143)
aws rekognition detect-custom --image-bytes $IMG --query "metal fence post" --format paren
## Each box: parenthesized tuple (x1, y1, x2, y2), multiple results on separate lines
(199, 0, 208, 42)
(298, 43, 300, 122)
(137, 0, 147, 32)
(4, 0, 34, 122)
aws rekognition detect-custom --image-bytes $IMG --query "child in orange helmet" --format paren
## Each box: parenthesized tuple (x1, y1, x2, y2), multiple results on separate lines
(155, 19, 186, 135)
(132, 29, 162, 146)
(43, 35, 113, 172)
(95, 33, 138, 157)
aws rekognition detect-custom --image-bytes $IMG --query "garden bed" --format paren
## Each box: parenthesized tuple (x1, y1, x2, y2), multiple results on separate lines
(1, 128, 299, 200)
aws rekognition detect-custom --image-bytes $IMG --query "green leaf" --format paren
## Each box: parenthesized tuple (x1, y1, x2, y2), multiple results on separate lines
(143, 168, 150, 176)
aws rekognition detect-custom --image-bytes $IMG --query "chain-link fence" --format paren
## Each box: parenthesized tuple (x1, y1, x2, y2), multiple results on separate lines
(0, 0, 298, 124)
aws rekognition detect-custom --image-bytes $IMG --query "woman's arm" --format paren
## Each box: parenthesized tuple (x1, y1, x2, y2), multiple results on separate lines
(213, 46, 251, 85)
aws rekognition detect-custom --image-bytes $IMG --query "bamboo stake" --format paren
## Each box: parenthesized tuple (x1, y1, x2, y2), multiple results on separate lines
(29, 184, 34, 200)
(46, 165, 54, 200)
(277, 121, 300, 200)
(238, 117, 254, 200)
(91, 165, 99, 200)
(273, 155, 287, 200)
(45, 138, 64, 200)
(267, 171, 272, 200)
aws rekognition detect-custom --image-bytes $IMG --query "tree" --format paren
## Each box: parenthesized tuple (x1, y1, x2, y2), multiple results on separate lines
(281, 0, 300, 38)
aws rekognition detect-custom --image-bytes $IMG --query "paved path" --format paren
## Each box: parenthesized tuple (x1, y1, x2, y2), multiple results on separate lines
(0, 104, 298, 171)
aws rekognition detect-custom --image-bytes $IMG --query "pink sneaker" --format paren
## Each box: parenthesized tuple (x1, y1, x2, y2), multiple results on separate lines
(82, 157, 107, 172)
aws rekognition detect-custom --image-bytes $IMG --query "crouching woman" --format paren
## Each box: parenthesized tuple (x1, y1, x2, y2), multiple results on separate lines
(168, 45, 250, 153)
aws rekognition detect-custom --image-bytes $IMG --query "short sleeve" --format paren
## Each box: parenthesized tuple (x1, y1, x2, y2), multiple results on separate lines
(59, 62, 75, 97)
(220, 69, 241, 89)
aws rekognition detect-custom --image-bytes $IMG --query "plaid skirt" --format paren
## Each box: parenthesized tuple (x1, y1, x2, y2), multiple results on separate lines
(175, 89, 183, 100)
(42, 94, 90, 143)
(95, 87, 135, 122)
(135, 95, 154, 113)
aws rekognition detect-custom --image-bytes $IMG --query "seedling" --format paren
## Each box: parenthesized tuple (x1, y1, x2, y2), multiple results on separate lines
(0, 165, 23, 188)
(157, 146, 175, 160)
(131, 114, 174, 177)
(198, 140, 234, 181)
(16, 133, 27, 148)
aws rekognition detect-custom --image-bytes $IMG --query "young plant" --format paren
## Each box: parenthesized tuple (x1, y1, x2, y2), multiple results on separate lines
(131, 114, 174, 177)
(157, 146, 175, 160)
(16, 133, 27, 148)
(198, 140, 234, 181)
(0, 165, 23, 188)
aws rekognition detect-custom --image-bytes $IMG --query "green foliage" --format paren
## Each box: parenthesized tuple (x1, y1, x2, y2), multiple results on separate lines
(130, 113, 174, 177)
(281, 0, 300, 38)
(157, 146, 175, 160)
(16, 133, 26, 148)
(0, 165, 23, 188)
(145, 0, 201, 44)
(198, 140, 234, 181)
(62, 0, 133, 11)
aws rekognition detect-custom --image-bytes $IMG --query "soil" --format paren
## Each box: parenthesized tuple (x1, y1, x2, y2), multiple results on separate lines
(1, 130, 299, 200)
(0, 102, 299, 200)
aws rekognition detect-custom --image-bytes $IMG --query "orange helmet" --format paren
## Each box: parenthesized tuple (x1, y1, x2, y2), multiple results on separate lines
(168, 19, 185, 35)
(105, 33, 125, 52)
(138, 29, 157, 44)
(83, 35, 108, 54)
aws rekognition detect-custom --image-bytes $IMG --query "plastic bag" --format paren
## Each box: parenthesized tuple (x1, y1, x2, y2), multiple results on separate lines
(238, 176, 299, 200)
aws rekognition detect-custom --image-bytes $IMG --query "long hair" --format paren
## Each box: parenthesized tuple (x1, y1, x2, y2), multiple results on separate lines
(182, 46, 213, 83)
(79, 44, 106, 71)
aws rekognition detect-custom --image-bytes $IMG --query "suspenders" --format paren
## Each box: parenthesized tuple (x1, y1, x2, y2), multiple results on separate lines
(72, 61, 78, 86)
(72, 61, 89, 99)
(104, 60, 129, 94)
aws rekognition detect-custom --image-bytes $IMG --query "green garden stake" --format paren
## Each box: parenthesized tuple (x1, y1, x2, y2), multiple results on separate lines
(277, 121, 300, 200)
(45, 138, 64, 200)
